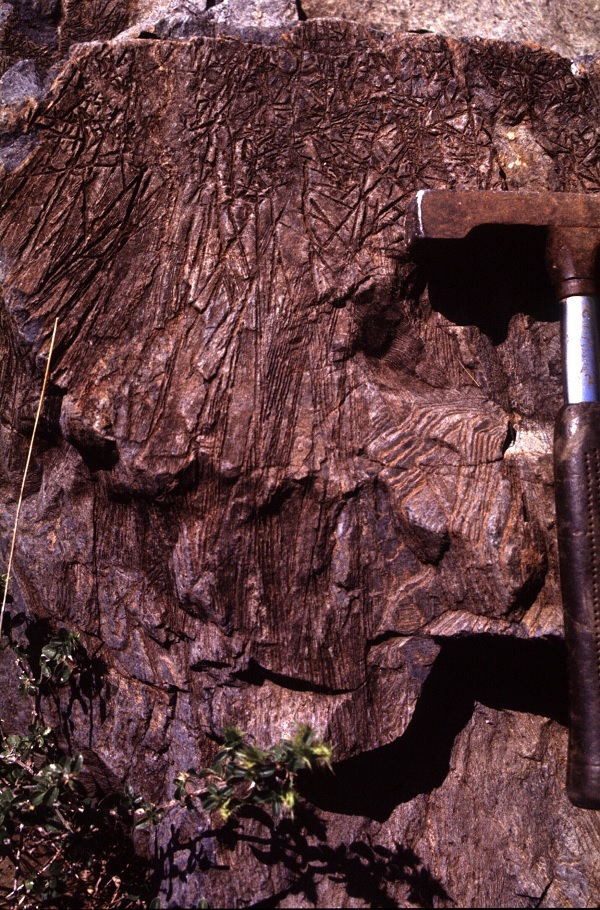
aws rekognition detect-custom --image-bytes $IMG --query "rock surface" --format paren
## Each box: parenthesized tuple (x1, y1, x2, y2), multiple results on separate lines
(1, 4, 600, 908)
(300, 0, 600, 59)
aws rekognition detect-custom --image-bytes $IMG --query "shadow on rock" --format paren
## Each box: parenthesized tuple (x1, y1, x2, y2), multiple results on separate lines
(245, 806, 451, 908)
(158, 803, 450, 909)
(299, 635, 567, 821)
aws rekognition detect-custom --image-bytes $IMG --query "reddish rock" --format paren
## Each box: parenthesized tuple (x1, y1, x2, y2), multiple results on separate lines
(1, 13, 600, 907)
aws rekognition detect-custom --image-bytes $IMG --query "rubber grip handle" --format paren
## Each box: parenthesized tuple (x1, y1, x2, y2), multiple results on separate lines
(555, 402, 600, 808)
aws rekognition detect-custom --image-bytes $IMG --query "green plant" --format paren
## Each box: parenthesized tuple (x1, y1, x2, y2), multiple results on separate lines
(1, 723, 85, 903)
(0, 614, 164, 906)
(10, 627, 85, 699)
(175, 725, 333, 822)
(0, 624, 162, 908)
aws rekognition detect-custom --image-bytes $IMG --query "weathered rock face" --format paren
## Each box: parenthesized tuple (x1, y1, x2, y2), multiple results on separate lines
(0, 1, 302, 77)
(1, 7, 600, 908)
(301, 0, 600, 59)
(0, 1, 61, 76)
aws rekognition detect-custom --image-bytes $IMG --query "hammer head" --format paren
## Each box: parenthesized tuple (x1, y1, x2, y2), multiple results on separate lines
(405, 190, 600, 299)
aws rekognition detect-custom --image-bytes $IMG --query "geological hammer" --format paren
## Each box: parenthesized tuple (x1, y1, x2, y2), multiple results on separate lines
(405, 189, 600, 808)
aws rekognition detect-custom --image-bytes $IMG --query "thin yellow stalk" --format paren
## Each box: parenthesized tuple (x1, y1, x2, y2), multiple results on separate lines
(0, 318, 59, 640)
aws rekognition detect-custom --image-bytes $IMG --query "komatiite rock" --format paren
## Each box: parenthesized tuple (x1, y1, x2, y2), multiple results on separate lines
(1, 6, 600, 907)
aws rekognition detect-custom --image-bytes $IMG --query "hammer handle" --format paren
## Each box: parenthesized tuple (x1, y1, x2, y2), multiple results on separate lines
(555, 402, 600, 808)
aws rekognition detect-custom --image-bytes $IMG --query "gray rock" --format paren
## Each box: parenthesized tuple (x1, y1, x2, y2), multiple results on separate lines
(209, 0, 298, 28)
(0, 57, 42, 104)
(118, 0, 298, 41)
(300, 0, 600, 59)
(0, 2, 12, 29)
(0, 131, 38, 171)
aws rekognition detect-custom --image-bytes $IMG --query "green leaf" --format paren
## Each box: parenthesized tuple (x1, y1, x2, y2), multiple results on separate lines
(44, 785, 60, 806)
(221, 727, 246, 749)
(30, 789, 48, 806)
(55, 664, 72, 685)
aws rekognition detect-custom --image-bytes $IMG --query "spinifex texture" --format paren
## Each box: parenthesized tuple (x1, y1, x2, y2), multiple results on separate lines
(1, 12, 600, 907)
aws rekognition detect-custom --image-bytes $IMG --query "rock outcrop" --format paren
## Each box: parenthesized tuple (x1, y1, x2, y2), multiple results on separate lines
(1, 2, 600, 906)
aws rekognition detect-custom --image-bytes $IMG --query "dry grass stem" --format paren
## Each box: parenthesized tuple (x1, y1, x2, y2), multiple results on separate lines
(0, 319, 59, 640)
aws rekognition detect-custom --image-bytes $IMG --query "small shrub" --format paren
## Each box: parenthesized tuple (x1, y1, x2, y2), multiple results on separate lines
(0, 622, 161, 908)
(175, 725, 333, 822)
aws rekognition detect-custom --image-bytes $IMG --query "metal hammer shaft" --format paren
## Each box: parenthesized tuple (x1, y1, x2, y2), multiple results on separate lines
(406, 189, 600, 808)
(561, 295, 600, 403)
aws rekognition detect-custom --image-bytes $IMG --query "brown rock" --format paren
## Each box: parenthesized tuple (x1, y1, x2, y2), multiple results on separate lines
(1, 16, 599, 907)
